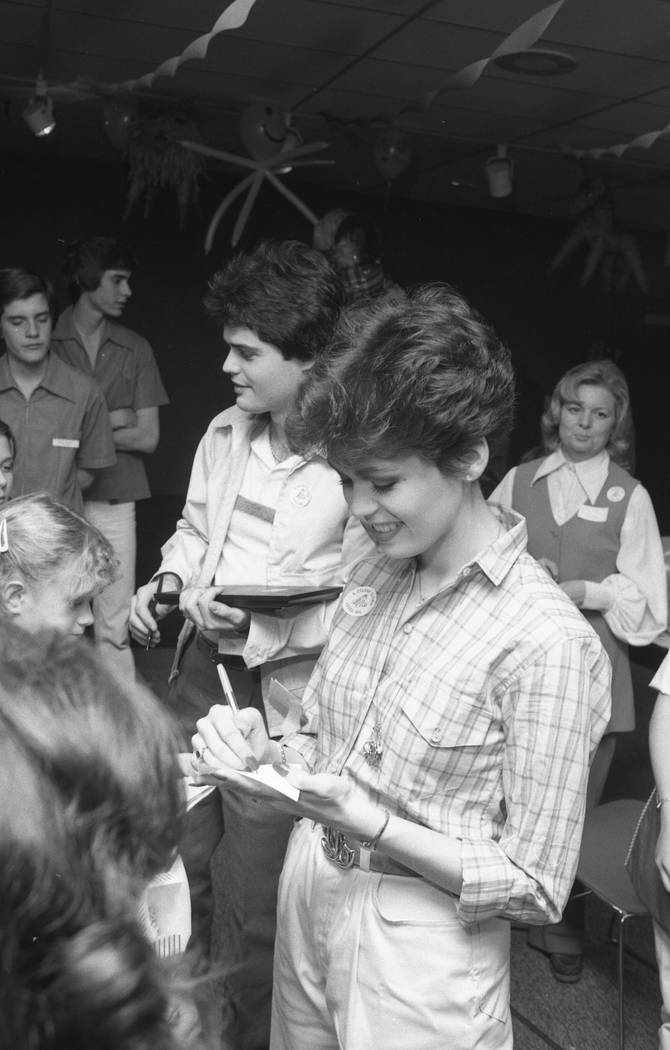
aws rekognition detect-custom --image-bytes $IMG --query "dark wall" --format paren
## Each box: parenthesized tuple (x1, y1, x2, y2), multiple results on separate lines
(2, 152, 669, 547)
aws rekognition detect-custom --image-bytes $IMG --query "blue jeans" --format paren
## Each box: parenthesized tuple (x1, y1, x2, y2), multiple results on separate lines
(170, 635, 295, 1049)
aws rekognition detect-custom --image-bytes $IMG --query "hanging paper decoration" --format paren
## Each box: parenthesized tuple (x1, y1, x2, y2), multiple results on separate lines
(373, 128, 413, 182)
(125, 111, 207, 226)
(238, 103, 289, 161)
(548, 177, 648, 294)
(57, 0, 258, 98)
(408, 0, 568, 112)
(119, 0, 258, 92)
(563, 123, 670, 161)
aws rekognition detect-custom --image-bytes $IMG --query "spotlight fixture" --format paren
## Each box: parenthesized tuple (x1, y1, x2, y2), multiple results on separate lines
(485, 144, 514, 199)
(22, 75, 55, 137)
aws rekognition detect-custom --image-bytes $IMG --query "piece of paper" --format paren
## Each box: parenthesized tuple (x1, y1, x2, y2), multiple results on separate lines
(210, 762, 301, 801)
(138, 854, 191, 954)
(184, 779, 218, 811)
(266, 678, 304, 736)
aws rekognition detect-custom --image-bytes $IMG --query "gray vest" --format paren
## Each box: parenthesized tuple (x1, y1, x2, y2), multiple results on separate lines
(512, 457, 637, 732)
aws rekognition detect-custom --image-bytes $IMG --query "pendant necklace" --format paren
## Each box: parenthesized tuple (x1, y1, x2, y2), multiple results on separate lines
(362, 721, 383, 767)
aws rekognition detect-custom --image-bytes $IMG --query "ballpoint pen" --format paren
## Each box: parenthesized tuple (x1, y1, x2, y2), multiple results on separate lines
(216, 661, 240, 714)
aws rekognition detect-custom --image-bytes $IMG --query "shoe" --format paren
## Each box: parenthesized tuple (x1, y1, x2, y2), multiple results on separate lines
(549, 952, 583, 983)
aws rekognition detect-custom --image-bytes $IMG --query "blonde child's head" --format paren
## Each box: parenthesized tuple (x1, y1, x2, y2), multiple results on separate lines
(0, 493, 117, 635)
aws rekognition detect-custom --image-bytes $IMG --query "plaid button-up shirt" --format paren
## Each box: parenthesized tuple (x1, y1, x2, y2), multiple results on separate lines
(287, 510, 611, 925)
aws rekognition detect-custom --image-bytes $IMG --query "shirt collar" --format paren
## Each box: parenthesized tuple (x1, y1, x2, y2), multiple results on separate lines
(54, 305, 124, 351)
(473, 506, 527, 586)
(399, 506, 528, 594)
(0, 351, 77, 401)
(222, 408, 311, 471)
(531, 447, 610, 503)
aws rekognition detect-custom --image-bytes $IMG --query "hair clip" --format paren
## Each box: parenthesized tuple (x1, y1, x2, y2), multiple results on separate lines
(0, 517, 7, 554)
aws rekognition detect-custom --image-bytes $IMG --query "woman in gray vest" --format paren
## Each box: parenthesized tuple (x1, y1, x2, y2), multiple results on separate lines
(491, 358, 667, 981)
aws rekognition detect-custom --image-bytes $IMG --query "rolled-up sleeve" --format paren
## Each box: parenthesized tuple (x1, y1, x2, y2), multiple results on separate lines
(458, 633, 611, 924)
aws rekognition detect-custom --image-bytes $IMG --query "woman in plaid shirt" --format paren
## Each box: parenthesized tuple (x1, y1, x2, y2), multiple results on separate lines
(194, 285, 611, 1049)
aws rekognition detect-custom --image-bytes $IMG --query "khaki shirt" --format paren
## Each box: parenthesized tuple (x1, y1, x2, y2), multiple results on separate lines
(0, 352, 115, 513)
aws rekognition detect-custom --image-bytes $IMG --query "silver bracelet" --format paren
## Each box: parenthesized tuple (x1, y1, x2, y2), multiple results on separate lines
(278, 743, 288, 766)
(361, 809, 391, 851)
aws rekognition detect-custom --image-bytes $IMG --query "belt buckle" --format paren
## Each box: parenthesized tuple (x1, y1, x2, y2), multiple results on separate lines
(321, 826, 355, 869)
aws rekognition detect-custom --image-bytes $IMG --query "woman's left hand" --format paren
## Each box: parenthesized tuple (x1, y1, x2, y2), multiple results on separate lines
(284, 770, 383, 838)
(179, 586, 250, 634)
(560, 579, 586, 607)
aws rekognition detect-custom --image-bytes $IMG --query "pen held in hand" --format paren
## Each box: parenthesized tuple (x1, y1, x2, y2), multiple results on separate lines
(216, 662, 240, 714)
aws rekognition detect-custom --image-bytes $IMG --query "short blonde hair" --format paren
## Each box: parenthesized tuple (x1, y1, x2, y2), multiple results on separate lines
(541, 359, 632, 466)
(0, 493, 117, 603)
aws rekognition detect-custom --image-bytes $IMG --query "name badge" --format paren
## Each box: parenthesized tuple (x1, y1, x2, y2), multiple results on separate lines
(52, 437, 80, 448)
(577, 504, 608, 523)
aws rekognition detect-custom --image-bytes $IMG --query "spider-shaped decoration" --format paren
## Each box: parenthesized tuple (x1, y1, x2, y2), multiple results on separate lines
(180, 106, 332, 250)
(548, 177, 648, 294)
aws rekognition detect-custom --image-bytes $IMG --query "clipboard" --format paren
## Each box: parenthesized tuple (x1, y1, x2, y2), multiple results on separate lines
(153, 585, 341, 613)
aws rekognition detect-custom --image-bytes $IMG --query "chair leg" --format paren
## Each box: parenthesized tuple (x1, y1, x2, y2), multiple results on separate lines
(617, 916, 625, 1050)
(617, 913, 635, 1050)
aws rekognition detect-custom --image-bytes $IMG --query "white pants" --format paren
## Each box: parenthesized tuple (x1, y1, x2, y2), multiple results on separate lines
(84, 500, 136, 681)
(271, 819, 512, 1050)
(654, 920, 670, 1049)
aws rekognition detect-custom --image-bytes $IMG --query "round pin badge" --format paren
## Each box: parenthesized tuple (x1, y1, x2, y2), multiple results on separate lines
(606, 486, 625, 503)
(290, 484, 311, 508)
(343, 586, 377, 617)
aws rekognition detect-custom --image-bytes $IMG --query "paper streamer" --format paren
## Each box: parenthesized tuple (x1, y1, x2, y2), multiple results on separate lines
(414, 0, 568, 110)
(115, 0, 258, 92)
(564, 124, 670, 161)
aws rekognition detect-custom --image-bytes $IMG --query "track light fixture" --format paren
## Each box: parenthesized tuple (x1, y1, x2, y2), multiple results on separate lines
(22, 75, 55, 137)
(485, 144, 514, 198)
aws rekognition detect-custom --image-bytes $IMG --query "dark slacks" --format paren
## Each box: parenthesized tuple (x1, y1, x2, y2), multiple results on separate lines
(170, 635, 295, 1049)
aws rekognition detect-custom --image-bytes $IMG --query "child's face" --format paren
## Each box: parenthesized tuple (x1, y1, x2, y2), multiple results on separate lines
(17, 565, 96, 637)
(0, 435, 14, 505)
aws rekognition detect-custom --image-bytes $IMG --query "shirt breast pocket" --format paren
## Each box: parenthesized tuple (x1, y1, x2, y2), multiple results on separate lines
(397, 685, 498, 802)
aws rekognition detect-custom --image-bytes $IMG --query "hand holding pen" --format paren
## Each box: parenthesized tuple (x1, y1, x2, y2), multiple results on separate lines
(191, 662, 278, 774)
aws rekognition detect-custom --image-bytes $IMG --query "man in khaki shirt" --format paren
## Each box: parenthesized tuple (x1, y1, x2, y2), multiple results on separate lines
(0, 267, 115, 514)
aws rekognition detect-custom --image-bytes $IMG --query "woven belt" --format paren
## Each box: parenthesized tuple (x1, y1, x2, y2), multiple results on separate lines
(195, 631, 248, 671)
(320, 826, 418, 877)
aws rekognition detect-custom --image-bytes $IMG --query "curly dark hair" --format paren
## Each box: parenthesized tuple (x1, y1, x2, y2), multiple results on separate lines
(0, 625, 188, 1050)
(204, 239, 342, 362)
(288, 284, 515, 476)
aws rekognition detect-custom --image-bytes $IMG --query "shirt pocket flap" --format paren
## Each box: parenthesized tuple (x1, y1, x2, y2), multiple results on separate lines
(399, 688, 492, 749)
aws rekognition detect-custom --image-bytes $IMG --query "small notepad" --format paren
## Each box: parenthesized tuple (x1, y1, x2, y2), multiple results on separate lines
(210, 762, 301, 801)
